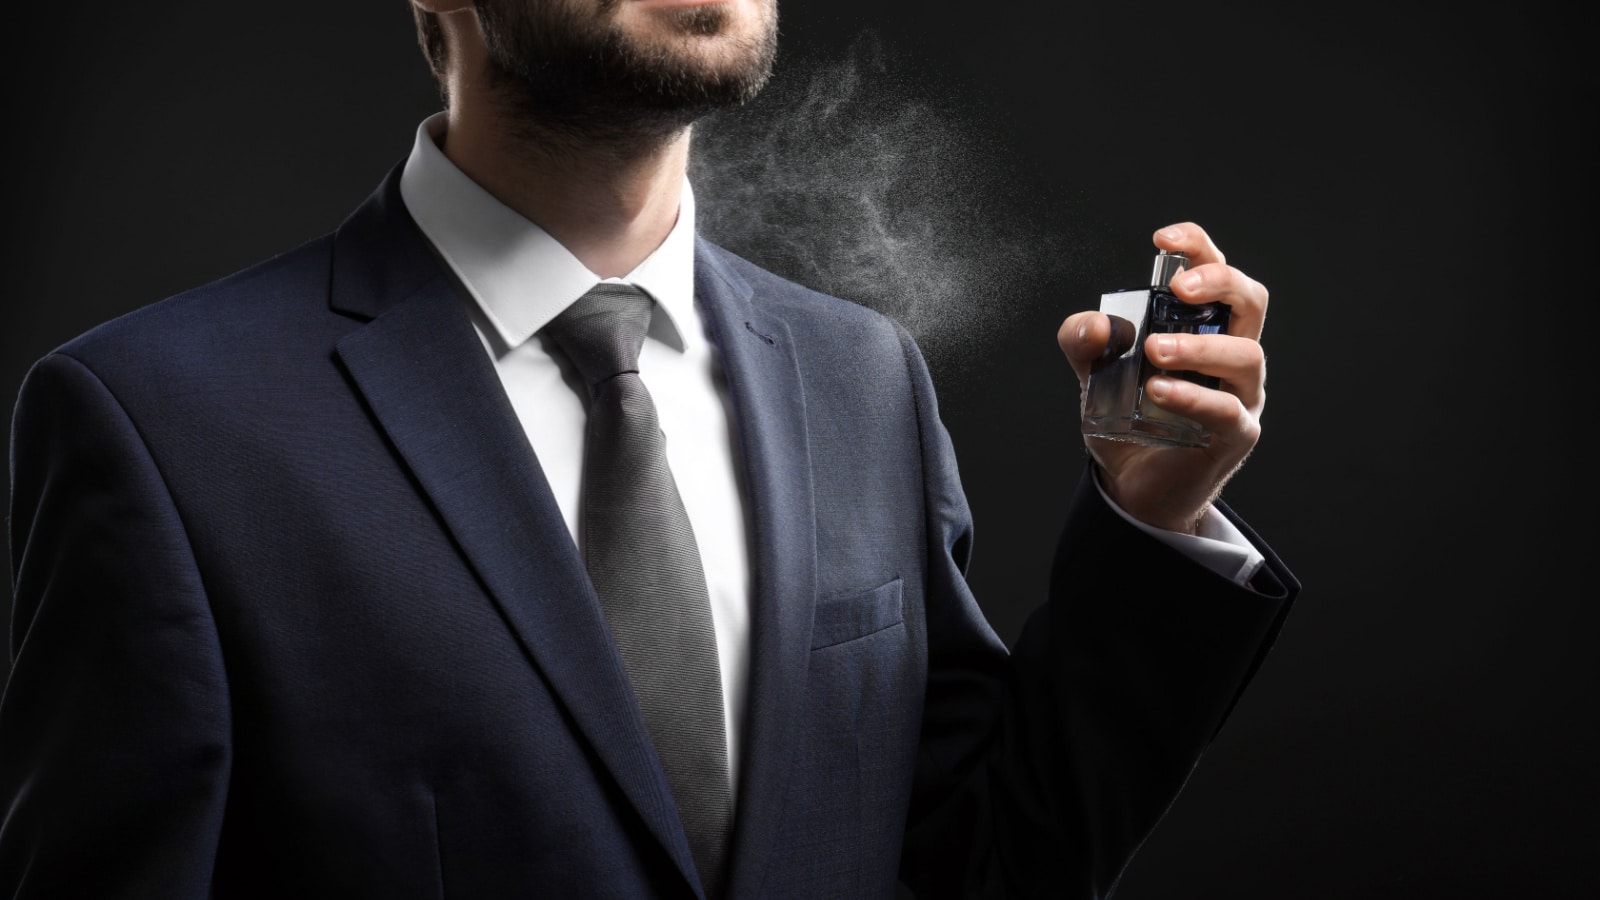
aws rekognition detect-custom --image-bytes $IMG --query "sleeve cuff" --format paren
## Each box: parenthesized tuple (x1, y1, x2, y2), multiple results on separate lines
(1090, 468, 1267, 587)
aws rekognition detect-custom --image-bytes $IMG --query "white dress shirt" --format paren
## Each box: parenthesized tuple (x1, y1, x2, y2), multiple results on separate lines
(396, 112, 1265, 794)
(400, 114, 752, 792)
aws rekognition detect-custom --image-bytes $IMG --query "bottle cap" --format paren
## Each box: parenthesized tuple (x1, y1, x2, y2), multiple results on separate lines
(1150, 250, 1189, 289)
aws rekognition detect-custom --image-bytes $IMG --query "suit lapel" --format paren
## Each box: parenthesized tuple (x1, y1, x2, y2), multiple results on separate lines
(327, 170, 703, 894)
(693, 241, 820, 899)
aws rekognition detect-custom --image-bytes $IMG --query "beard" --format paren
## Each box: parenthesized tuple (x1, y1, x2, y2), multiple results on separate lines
(473, 0, 779, 145)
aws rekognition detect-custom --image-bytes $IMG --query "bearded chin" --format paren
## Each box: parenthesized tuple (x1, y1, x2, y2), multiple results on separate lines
(478, 2, 778, 144)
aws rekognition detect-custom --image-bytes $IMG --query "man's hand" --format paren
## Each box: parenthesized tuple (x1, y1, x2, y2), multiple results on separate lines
(1057, 222, 1269, 534)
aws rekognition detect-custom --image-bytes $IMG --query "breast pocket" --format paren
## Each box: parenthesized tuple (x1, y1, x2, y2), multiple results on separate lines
(810, 577, 904, 650)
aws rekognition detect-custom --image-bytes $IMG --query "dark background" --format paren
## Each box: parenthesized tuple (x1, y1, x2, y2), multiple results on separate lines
(3, 2, 1594, 897)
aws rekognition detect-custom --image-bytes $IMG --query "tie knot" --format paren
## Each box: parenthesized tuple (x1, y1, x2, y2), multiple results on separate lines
(544, 283, 655, 386)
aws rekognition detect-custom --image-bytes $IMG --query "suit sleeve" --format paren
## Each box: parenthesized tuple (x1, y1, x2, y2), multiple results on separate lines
(1, 353, 232, 897)
(892, 328, 1298, 899)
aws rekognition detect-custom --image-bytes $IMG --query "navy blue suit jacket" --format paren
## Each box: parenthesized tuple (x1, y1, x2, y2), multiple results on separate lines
(2, 167, 1297, 898)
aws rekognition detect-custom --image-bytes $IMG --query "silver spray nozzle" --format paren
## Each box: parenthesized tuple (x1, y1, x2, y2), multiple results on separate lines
(1150, 250, 1188, 289)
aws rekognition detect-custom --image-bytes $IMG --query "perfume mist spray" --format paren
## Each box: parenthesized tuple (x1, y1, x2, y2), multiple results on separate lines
(1081, 250, 1232, 448)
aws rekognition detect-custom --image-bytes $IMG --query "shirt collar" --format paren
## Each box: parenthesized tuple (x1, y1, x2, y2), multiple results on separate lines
(398, 112, 698, 352)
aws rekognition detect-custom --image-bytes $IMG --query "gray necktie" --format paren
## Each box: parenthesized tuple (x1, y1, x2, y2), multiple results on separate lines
(544, 283, 733, 897)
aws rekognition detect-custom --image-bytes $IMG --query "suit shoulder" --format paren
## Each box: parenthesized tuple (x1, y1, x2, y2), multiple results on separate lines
(699, 241, 933, 407)
(49, 233, 337, 380)
(703, 241, 910, 339)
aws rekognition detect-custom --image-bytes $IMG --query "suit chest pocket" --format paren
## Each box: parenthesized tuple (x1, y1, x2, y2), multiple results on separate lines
(810, 578, 904, 650)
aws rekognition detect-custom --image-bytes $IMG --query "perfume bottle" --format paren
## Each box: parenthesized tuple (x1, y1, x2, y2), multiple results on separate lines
(1081, 250, 1231, 448)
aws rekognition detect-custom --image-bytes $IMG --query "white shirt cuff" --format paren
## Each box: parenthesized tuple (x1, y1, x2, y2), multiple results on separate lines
(1091, 469, 1266, 587)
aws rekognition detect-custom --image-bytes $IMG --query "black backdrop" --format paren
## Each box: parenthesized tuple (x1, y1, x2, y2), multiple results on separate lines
(2, 2, 1594, 897)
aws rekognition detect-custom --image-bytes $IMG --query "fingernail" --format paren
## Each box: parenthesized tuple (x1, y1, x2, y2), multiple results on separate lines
(1077, 321, 1088, 342)
(1147, 376, 1171, 400)
(1177, 271, 1202, 292)
(1159, 226, 1184, 242)
(1155, 335, 1175, 360)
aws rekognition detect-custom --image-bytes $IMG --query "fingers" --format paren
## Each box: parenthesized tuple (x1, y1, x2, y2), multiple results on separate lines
(1155, 222, 1270, 341)
(1143, 373, 1262, 447)
(1154, 222, 1225, 267)
(1059, 307, 1264, 391)
(1145, 332, 1265, 413)
(1057, 310, 1110, 384)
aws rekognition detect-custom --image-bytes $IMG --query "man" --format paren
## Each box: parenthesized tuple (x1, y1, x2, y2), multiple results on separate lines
(0, 0, 1296, 896)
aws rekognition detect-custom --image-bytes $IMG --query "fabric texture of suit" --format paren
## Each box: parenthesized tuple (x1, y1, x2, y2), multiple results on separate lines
(1, 165, 1298, 898)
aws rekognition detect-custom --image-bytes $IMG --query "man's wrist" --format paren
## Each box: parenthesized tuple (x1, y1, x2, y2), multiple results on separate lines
(1089, 467, 1265, 587)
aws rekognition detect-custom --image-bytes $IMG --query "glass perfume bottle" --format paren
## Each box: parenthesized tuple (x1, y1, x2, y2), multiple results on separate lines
(1081, 249, 1232, 448)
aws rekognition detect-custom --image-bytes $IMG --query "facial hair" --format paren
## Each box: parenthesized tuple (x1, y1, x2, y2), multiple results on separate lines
(473, 0, 779, 147)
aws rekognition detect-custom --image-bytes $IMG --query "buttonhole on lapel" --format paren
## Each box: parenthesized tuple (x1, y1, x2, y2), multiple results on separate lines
(744, 321, 776, 346)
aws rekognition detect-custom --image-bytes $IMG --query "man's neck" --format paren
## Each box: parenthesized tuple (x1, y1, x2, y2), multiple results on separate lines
(439, 91, 690, 280)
